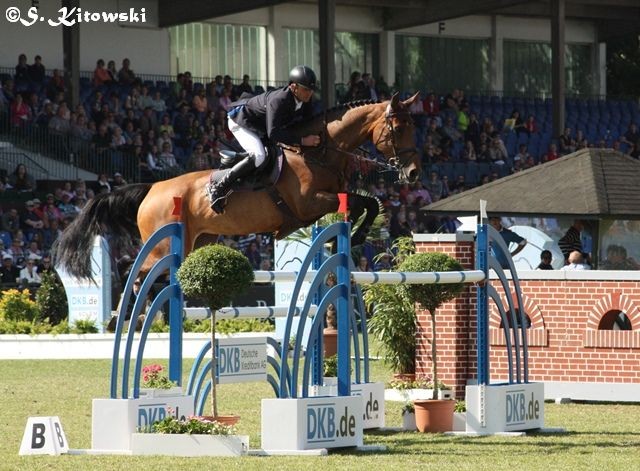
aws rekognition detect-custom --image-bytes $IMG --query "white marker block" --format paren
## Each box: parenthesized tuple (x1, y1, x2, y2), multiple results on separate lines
(19, 416, 69, 455)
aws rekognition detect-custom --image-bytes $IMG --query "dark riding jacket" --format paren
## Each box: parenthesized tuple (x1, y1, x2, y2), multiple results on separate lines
(229, 86, 314, 146)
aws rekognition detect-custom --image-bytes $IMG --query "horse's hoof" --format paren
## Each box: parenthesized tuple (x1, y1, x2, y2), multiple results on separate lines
(106, 316, 118, 333)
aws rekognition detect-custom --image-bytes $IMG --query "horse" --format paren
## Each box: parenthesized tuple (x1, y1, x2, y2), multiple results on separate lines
(54, 92, 422, 282)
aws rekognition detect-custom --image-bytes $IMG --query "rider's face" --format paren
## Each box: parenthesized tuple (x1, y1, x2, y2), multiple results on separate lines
(292, 84, 314, 103)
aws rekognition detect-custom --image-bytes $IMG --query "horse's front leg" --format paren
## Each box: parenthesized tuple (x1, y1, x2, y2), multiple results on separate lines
(348, 193, 380, 246)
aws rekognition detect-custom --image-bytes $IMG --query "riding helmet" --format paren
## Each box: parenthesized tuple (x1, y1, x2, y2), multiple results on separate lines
(289, 65, 317, 90)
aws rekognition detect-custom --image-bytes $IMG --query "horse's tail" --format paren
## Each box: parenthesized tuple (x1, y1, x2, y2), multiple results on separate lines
(53, 183, 153, 281)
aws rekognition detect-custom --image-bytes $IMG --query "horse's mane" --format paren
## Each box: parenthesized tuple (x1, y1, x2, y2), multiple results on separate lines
(287, 99, 381, 138)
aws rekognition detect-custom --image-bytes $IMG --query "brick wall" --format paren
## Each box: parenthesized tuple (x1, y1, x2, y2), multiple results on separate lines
(413, 235, 640, 399)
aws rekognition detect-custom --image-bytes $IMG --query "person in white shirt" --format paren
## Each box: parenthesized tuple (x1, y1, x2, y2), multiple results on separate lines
(560, 250, 590, 271)
(20, 256, 42, 285)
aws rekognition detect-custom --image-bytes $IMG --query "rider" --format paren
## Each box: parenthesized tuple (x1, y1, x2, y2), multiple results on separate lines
(208, 65, 322, 214)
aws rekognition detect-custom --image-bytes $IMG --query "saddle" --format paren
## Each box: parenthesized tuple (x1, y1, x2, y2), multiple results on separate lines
(208, 146, 282, 192)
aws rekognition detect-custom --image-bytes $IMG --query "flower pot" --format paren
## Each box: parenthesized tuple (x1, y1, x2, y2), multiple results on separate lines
(130, 432, 248, 456)
(402, 412, 416, 431)
(413, 399, 455, 433)
(200, 415, 240, 426)
(323, 328, 338, 357)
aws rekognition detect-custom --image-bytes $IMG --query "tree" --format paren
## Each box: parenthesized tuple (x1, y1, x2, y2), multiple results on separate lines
(176, 245, 254, 418)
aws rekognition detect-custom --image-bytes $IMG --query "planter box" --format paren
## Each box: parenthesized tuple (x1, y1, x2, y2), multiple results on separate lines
(465, 383, 544, 434)
(130, 433, 249, 456)
(453, 412, 466, 432)
(261, 396, 363, 451)
(384, 388, 453, 402)
(137, 387, 184, 398)
(402, 412, 416, 431)
(92, 395, 194, 451)
(307, 381, 385, 429)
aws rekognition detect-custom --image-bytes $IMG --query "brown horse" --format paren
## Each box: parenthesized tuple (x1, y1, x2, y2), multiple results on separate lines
(54, 93, 421, 281)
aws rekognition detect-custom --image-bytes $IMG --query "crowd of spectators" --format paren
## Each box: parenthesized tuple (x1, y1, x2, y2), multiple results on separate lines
(2, 57, 640, 284)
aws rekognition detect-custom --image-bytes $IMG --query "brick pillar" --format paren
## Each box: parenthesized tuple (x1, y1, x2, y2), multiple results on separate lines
(414, 234, 477, 399)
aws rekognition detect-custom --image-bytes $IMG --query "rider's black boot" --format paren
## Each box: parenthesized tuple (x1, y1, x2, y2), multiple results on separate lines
(209, 155, 256, 214)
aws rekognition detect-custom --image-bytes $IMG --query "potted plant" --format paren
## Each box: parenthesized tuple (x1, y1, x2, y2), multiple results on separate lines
(363, 237, 417, 379)
(401, 402, 416, 431)
(132, 410, 248, 456)
(398, 252, 464, 433)
(137, 363, 182, 398)
(176, 244, 254, 422)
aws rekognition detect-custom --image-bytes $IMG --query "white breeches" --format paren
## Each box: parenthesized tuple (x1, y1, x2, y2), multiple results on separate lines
(227, 116, 267, 167)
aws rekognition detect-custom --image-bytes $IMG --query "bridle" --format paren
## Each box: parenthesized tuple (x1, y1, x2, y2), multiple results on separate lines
(379, 103, 419, 182)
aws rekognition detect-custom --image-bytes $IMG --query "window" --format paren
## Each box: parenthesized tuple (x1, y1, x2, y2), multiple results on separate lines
(598, 310, 632, 331)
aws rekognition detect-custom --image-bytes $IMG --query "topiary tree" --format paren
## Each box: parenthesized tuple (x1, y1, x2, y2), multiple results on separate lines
(176, 244, 254, 418)
(35, 272, 68, 325)
(398, 252, 464, 400)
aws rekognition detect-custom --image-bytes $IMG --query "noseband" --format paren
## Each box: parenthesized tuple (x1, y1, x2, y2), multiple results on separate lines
(382, 105, 419, 182)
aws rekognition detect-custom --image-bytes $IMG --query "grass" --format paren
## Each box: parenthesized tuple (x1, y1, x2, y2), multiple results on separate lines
(1, 357, 640, 470)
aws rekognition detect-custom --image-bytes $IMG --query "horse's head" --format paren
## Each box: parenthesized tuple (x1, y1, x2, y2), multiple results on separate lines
(373, 92, 422, 183)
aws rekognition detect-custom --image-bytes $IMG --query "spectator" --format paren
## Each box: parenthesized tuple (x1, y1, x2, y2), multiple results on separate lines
(461, 140, 477, 162)
(244, 241, 262, 270)
(19, 255, 41, 286)
(621, 123, 639, 148)
(43, 193, 63, 226)
(8, 164, 35, 192)
(1, 208, 20, 234)
(560, 250, 590, 270)
(373, 252, 392, 271)
(93, 59, 114, 86)
(0, 253, 20, 285)
(118, 58, 136, 85)
(488, 217, 527, 269)
(600, 244, 640, 270)
(15, 54, 29, 91)
(524, 115, 538, 135)
(235, 74, 254, 97)
(158, 142, 180, 173)
(423, 171, 445, 203)
(536, 250, 554, 270)
(558, 127, 576, 155)
(28, 55, 46, 91)
(188, 144, 212, 171)
(422, 92, 441, 126)
(150, 91, 167, 114)
(46, 69, 65, 100)
(138, 86, 153, 111)
(106, 60, 118, 81)
(48, 105, 71, 135)
(355, 256, 372, 272)
(488, 133, 509, 165)
(558, 219, 585, 262)
(542, 143, 559, 162)
(38, 255, 55, 275)
(10, 94, 30, 127)
(111, 172, 128, 190)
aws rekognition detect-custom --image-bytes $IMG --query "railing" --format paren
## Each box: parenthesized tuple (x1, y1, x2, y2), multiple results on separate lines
(0, 113, 142, 182)
(0, 150, 50, 181)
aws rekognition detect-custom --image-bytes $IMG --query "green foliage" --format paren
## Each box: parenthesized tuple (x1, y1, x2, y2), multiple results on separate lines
(143, 416, 235, 435)
(455, 400, 466, 413)
(35, 272, 68, 325)
(363, 283, 416, 374)
(71, 319, 99, 334)
(216, 318, 274, 334)
(323, 354, 338, 377)
(149, 318, 170, 333)
(0, 289, 40, 322)
(397, 252, 464, 312)
(401, 402, 415, 415)
(177, 245, 254, 311)
(50, 320, 70, 335)
(397, 252, 465, 399)
(142, 364, 176, 389)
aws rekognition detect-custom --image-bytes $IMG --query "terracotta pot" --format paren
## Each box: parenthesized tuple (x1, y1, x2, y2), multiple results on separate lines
(413, 399, 455, 433)
(323, 328, 338, 357)
(200, 415, 240, 426)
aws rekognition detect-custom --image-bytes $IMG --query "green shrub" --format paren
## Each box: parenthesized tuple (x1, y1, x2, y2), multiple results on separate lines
(35, 272, 68, 325)
(71, 319, 99, 334)
(0, 289, 40, 322)
(217, 318, 274, 334)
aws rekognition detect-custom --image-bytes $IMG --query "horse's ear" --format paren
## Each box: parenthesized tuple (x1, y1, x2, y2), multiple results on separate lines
(390, 92, 401, 108)
(402, 92, 421, 107)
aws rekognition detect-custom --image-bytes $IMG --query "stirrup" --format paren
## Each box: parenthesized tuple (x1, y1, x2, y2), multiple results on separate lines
(211, 194, 228, 214)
